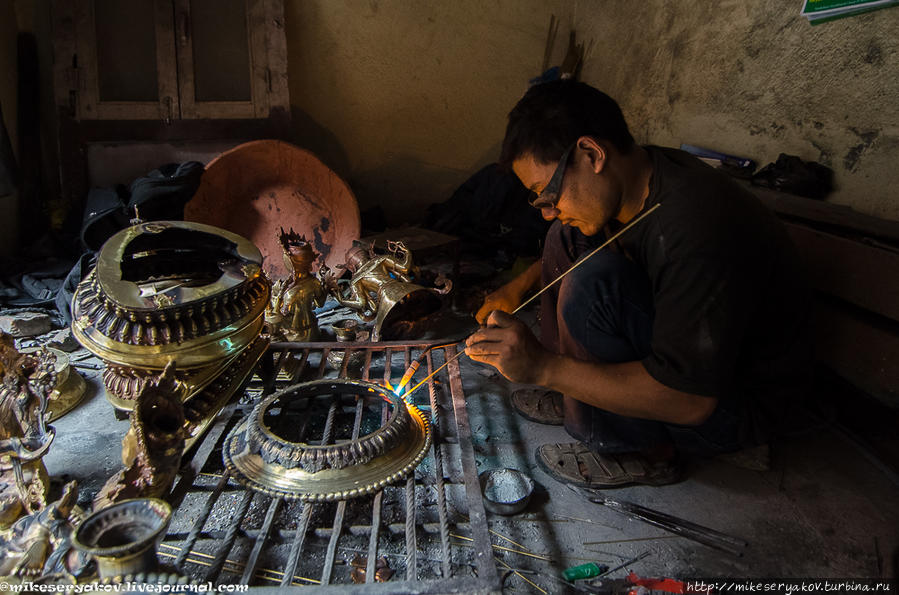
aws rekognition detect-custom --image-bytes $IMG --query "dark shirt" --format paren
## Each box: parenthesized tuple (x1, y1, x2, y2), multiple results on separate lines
(617, 147, 810, 410)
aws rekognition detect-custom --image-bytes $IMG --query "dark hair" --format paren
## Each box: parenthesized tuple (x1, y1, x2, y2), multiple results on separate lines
(499, 81, 635, 168)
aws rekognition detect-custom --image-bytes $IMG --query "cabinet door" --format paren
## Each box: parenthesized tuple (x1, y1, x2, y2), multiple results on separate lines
(74, 0, 179, 120)
(175, 0, 272, 119)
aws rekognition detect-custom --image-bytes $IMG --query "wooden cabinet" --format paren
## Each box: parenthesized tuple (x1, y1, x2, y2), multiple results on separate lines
(55, 0, 288, 121)
(51, 0, 290, 217)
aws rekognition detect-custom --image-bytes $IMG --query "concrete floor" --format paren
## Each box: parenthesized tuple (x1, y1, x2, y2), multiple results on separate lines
(39, 318, 899, 592)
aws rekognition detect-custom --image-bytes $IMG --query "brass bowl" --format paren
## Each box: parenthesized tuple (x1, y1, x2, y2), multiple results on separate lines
(223, 379, 431, 501)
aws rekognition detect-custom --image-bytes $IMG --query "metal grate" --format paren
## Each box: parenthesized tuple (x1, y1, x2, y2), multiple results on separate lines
(162, 340, 500, 594)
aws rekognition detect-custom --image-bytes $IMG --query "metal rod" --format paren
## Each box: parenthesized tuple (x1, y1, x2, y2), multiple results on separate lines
(366, 372, 389, 583)
(514, 203, 661, 313)
(281, 503, 314, 587)
(175, 471, 230, 570)
(206, 490, 254, 582)
(426, 350, 452, 578)
(444, 344, 499, 585)
(597, 550, 652, 577)
(289, 348, 310, 383)
(241, 497, 282, 584)
(404, 474, 418, 580)
(591, 495, 747, 556)
(322, 499, 348, 585)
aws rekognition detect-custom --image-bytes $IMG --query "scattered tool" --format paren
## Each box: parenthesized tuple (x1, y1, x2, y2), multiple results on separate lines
(396, 203, 662, 399)
(563, 561, 610, 581)
(572, 486, 748, 557)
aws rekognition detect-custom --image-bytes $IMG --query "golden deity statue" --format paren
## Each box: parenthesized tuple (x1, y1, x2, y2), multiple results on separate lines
(266, 229, 327, 342)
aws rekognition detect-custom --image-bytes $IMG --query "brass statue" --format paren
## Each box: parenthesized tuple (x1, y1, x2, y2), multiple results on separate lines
(0, 332, 57, 530)
(0, 480, 90, 580)
(325, 241, 450, 341)
(94, 362, 186, 510)
(266, 228, 327, 342)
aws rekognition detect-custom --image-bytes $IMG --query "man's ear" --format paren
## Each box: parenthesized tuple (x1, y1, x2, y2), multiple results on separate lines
(577, 136, 607, 174)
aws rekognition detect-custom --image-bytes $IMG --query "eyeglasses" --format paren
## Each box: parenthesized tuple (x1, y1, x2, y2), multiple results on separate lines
(529, 142, 576, 209)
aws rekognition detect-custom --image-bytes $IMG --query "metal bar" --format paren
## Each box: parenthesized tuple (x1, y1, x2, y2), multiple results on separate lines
(271, 338, 458, 350)
(169, 402, 239, 507)
(426, 350, 452, 577)
(591, 496, 747, 556)
(241, 497, 282, 584)
(263, 348, 288, 394)
(404, 475, 417, 580)
(288, 348, 310, 383)
(445, 344, 500, 588)
(175, 471, 230, 570)
(365, 367, 390, 584)
(280, 503, 314, 587)
(317, 347, 330, 378)
(206, 490, 254, 582)
(321, 498, 348, 585)
(166, 520, 474, 542)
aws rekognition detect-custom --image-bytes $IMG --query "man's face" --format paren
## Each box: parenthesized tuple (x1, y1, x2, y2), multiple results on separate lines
(512, 146, 619, 237)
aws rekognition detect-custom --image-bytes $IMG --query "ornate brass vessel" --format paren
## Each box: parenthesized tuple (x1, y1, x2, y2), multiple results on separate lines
(73, 498, 172, 579)
(72, 221, 269, 373)
(223, 379, 430, 501)
(71, 221, 270, 433)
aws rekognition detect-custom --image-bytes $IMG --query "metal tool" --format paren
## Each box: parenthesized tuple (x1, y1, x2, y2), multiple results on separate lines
(575, 487, 748, 557)
(396, 203, 662, 399)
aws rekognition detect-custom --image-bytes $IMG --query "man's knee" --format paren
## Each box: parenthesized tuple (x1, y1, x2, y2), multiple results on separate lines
(557, 251, 653, 361)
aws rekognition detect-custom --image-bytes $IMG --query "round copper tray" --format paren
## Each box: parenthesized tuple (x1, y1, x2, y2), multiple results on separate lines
(223, 379, 430, 501)
(185, 140, 361, 277)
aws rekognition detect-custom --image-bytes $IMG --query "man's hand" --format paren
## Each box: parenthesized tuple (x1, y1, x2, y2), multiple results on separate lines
(474, 284, 524, 325)
(465, 311, 552, 385)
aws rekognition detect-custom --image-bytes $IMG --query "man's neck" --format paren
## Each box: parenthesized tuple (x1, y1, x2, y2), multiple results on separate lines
(615, 145, 653, 224)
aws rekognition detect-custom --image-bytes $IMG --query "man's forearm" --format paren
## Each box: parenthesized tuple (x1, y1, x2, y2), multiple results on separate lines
(510, 260, 543, 297)
(537, 354, 717, 426)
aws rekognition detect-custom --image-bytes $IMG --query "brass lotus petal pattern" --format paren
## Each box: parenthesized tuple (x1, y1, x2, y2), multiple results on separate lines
(223, 379, 431, 501)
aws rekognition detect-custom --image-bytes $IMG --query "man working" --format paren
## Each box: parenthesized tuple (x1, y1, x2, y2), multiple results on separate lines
(465, 81, 810, 488)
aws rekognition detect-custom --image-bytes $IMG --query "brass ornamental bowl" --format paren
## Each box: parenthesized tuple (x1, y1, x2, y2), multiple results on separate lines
(72, 221, 270, 371)
(223, 379, 431, 501)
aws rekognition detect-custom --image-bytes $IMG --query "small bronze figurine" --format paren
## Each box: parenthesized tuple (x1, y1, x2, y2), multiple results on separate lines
(325, 241, 450, 341)
(0, 332, 57, 530)
(266, 229, 328, 342)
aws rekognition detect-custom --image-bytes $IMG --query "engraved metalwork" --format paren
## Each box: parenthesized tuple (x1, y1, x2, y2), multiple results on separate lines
(73, 498, 172, 579)
(0, 480, 89, 581)
(0, 332, 57, 529)
(325, 241, 450, 341)
(72, 221, 270, 371)
(70, 221, 270, 450)
(94, 363, 185, 510)
(265, 228, 327, 342)
(223, 379, 431, 501)
(19, 348, 86, 423)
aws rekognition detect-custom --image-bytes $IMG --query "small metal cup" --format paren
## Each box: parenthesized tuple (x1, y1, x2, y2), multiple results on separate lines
(73, 498, 172, 578)
(479, 468, 534, 515)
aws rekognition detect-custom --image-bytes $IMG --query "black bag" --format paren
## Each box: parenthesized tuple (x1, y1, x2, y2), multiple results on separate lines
(79, 161, 205, 251)
(751, 154, 833, 200)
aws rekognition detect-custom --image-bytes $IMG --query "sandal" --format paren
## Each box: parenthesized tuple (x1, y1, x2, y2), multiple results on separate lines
(511, 388, 564, 425)
(535, 442, 681, 488)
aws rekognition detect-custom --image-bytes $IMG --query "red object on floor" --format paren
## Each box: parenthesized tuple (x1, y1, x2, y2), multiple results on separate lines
(186, 140, 361, 278)
(627, 571, 688, 594)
